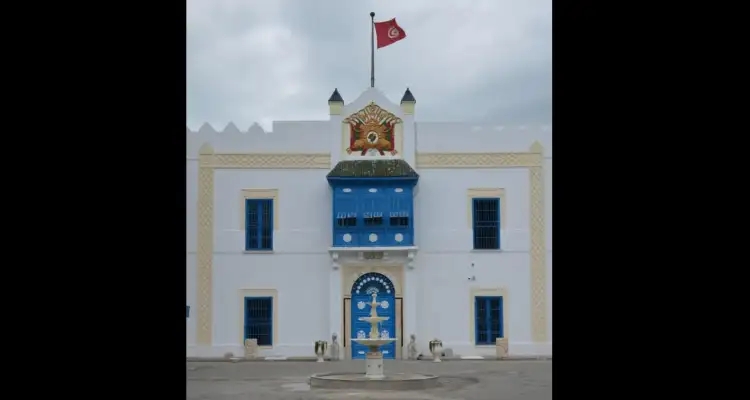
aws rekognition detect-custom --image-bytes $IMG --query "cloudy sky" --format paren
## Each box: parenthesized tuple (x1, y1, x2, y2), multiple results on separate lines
(187, 0, 551, 131)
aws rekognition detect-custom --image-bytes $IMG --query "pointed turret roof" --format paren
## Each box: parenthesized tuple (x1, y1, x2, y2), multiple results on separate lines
(328, 88, 344, 103)
(400, 88, 415, 103)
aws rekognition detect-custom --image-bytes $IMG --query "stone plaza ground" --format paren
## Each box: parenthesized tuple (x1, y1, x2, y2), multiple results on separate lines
(187, 360, 551, 400)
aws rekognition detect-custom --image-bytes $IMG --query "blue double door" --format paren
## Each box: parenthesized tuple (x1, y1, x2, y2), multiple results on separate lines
(351, 293, 396, 359)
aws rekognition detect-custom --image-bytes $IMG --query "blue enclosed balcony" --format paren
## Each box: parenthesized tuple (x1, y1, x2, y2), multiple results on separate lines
(326, 160, 419, 248)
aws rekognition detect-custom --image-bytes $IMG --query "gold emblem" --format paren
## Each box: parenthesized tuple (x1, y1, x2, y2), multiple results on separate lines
(345, 102, 402, 156)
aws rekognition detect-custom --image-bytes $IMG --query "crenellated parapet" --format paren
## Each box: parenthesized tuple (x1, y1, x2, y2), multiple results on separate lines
(186, 120, 334, 156)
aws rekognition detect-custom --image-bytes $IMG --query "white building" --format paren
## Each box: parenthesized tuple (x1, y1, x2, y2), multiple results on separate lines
(186, 87, 552, 359)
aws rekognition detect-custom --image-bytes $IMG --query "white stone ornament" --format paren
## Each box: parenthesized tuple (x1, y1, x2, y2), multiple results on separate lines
(380, 300, 389, 309)
(380, 330, 390, 339)
(343, 233, 352, 243)
(394, 233, 403, 242)
(369, 233, 378, 242)
(357, 330, 366, 339)
(357, 301, 365, 310)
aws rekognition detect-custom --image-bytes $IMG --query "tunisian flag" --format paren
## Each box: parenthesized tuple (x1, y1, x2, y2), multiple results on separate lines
(374, 18, 407, 49)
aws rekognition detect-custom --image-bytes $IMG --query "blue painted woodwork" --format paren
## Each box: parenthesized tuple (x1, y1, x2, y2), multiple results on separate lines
(244, 297, 273, 346)
(246, 199, 273, 251)
(328, 178, 418, 248)
(350, 272, 396, 359)
(472, 198, 500, 250)
(474, 296, 503, 345)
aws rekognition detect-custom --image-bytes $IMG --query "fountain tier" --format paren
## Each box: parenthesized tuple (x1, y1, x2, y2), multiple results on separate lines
(309, 291, 438, 390)
(351, 292, 396, 379)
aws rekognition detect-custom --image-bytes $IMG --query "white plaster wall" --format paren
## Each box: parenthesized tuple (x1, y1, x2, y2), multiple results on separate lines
(416, 169, 530, 252)
(415, 123, 552, 154)
(416, 252, 531, 355)
(413, 168, 541, 356)
(209, 169, 331, 356)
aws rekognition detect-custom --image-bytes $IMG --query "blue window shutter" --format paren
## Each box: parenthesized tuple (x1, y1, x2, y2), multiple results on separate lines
(246, 199, 273, 251)
(496, 297, 504, 339)
(268, 299, 273, 343)
(246, 199, 259, 250)
(495, 199, 503, 250)
(260, 199, 273, 250)
(244, 297, 273, 346)
(475, 296, 503, 344)
(472, 199, 478, 248)
(472, 198, 500, 250)
(474, 297, 480, 343)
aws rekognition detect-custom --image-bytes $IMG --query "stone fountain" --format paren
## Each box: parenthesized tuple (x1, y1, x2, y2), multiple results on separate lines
(309, 292, 439, 390)
(351, 292, 397, 379)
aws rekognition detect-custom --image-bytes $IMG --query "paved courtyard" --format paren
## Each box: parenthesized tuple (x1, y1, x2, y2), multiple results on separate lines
(187, 360, 551, 400)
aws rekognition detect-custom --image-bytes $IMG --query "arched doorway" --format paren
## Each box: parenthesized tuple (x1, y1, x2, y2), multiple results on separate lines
(350, 272, 396, 359)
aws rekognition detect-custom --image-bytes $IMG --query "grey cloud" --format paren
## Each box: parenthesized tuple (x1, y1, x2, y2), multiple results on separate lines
(187, 0, 551, 131)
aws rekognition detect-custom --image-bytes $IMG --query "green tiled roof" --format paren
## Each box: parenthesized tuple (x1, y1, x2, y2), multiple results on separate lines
(327, 159, 419, 178)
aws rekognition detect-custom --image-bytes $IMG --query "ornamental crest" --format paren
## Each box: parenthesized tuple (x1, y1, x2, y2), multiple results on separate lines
(344, 102, 402, 156)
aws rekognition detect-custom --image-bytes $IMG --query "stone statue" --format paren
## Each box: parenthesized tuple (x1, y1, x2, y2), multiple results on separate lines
(407, 334, 419, 360)
(330, 333, 340, 361)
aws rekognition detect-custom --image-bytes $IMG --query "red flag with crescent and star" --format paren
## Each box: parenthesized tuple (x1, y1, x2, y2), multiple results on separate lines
(374, 18, 406, 49)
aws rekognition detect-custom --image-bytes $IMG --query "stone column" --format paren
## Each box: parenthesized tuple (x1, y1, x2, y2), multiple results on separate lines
(365, 350, 385, 379)
(329, 253, 342, 344)
(403, 252, 418, 359)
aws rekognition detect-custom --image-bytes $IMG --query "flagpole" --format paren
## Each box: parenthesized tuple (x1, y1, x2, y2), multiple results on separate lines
(370, 11, 375, 88)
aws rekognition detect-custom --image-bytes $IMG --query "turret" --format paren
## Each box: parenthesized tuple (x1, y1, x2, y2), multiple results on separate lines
(328, 88, 344, 115)
(400, 88, 415, 115)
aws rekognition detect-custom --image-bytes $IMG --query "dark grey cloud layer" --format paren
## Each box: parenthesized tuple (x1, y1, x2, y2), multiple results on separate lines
(187, 0, 551, 130)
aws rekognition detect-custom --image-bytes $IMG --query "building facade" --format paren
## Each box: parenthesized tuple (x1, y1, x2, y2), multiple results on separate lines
(186, 87, 552, 359)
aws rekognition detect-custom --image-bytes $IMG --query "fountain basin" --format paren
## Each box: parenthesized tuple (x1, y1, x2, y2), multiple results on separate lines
(309, 372, 439, 390)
